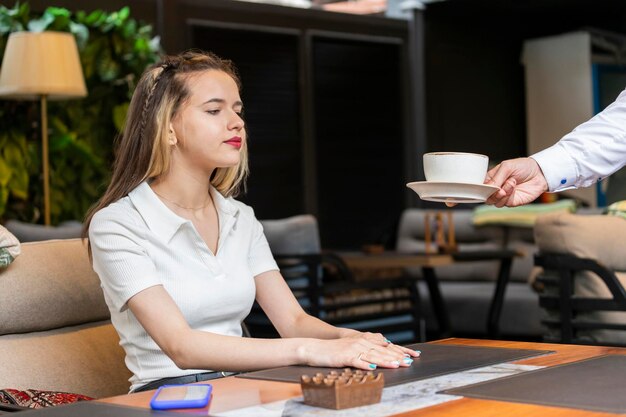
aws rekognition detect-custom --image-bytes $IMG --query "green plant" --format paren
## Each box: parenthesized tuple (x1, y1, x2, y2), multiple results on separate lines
(0, 2, 161, 223)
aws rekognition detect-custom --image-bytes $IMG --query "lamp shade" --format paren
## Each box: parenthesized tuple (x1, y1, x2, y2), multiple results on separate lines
(0, 31, 87, 100)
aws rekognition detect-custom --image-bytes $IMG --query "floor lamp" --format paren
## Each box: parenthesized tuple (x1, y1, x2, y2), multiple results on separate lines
(0, 31, 87, 225)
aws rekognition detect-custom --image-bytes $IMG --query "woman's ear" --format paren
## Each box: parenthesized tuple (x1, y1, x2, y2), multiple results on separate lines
(168, 123, 177, 146)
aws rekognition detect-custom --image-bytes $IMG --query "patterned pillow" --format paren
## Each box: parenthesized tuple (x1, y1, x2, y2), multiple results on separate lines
(0, 224, 20, 268)
(472, 199, 578, 227)
(607, 200, 626, 219)
(0, 388, 92, 408)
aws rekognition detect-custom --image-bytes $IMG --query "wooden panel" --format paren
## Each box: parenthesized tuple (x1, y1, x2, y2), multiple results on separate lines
(313, 36, 405, 248)
(190, 24, 304, 219)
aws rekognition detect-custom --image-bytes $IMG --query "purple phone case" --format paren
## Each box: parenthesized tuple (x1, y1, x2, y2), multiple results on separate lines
(149, 384, 212, 410)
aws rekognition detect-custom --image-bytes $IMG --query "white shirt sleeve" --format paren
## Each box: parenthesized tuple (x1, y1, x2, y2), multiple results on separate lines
(89, 206, 161, 313)
(531, 88, 626, 192)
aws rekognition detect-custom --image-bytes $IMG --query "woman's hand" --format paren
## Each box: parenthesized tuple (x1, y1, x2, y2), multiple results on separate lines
(298, 333, 420, 371)
(341, 329, 419, 358)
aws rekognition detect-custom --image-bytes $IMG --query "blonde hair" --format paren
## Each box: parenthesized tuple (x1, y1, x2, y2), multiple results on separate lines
(83, 50, 247, 243)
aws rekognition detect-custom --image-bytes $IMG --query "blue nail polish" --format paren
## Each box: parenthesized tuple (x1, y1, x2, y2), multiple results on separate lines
(414, 350, 421, 356)
(369, 364, 377, 369)
(403, 357, 414, 364)
(384, 338, 391, 343)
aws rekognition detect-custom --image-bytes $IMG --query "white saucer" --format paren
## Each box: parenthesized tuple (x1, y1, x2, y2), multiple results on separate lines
(406, 181, 500, 204)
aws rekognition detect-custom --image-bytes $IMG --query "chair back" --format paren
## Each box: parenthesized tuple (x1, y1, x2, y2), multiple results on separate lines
(247, 215, 423, 343)
(261, 214, 321, 255)
(245, 216, 323, 337)
(534, 212, 626, 346)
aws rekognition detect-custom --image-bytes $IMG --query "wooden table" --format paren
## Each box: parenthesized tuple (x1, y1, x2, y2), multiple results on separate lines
(338, 250, 520, 338)
(99, 338, 626, 416)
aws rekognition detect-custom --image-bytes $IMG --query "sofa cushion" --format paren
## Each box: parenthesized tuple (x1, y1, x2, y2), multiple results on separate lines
(0, 321, 130, 398)
(0, 239, 109, 335)
(397, 209, 504, 246)
(3, 220, 82, 243)
(397, 209, 515, 282)
(534, 212, 626, 344)
(534, 213, 626, 271)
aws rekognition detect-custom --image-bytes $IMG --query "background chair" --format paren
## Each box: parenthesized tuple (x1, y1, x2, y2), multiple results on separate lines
(245, 215, 424, 343)
(534, 212, 626, 346)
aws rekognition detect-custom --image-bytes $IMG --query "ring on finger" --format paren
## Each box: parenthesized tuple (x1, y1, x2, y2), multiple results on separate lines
(357, 351, 366, 361)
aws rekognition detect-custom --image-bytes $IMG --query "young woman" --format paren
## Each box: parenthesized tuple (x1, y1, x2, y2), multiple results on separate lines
(84, 51, 419, 393)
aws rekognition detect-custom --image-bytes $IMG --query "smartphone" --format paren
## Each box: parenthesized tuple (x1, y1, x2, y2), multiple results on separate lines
(149, 384, 212, 410)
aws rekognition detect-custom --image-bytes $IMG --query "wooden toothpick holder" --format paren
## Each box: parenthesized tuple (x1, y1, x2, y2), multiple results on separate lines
(300, 369, 384, 410)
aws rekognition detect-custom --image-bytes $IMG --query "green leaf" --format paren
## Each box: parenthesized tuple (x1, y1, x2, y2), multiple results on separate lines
(69, 140, 103, 167)
(50, 133, 73, 152)
(3, 142, 24, 166)
(7, 2, 28, 18)
(50, 16, 71, 31)
(19, 2, 30, 19)
(0, 158, 11, 187)
(138, 24, 153, 36)
(121, 19, 137, 39)
(0, 4, 160, 221)
(134, 37, 149, 53)
(149, 35, 161, 52)
(5, 4, 19, 17)
(118, 7, 130, 22)
(50, 116, 69, 134)
(83, 10, 104, 26)
(96, 49, 121, 81)
(113, 102, 129, 131)
(0, 186, 8, 214)
(0, 19, 11, 34)
(27, 12, 53, 32)
(46, 7, 70, 19)
(69, 21, 89, 49)
(8, 167, 28, 200)
(44, 7, 71, 31)
(12, 132, 28, 154)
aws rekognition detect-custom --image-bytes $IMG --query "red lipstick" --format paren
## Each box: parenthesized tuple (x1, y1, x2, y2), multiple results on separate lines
(224, 136, 242, 149)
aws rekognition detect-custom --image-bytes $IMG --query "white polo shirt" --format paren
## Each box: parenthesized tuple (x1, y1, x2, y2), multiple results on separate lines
(89, 181, 278, 391)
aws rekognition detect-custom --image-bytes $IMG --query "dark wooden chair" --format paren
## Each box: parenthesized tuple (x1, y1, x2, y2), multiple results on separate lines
(244, 252, 423, 343)
(245, 215, 424, 343)
(535, 253, 626, 346)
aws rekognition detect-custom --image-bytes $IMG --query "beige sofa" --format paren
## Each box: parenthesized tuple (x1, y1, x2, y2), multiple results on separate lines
(0, 239, 131, 398)
(396, 208, 543, 338)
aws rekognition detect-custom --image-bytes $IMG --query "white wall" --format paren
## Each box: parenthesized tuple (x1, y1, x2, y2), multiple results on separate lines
(522, 31, 596, 206)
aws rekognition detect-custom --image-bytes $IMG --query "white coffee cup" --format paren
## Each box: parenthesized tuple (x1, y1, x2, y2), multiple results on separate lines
(423, 152, 488, 184)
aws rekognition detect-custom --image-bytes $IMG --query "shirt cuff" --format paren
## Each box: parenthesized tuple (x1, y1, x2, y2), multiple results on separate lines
(531, 145, 579, 192)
